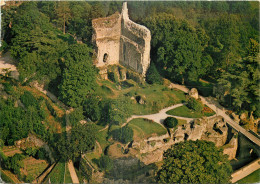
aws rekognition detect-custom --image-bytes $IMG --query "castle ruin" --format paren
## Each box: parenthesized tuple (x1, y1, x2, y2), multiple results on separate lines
(92, 2, 151, 77)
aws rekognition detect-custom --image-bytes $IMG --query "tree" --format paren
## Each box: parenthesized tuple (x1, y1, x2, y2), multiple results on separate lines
(164, 117, 178, 128)
(216, 39, 259, 115)
(143, 14, 208, 84)
(59, 44, 97, 107)
(54, 1, 71, 34)
(100, 98, 132, 125)
(57, 124, 97, 161)
(187, 97, 204, 112)
(146, 62, 163, 85)
(156, 140, 232, 183)
(83, 94, 102, 122)
(98, 155, 113, 172)
(110, 126, 133, 144)
(68, 107, 84, 127)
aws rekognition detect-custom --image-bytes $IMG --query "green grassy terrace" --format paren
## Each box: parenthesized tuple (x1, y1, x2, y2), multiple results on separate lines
(128, 118, 167, 140)
(166, 105, 215, 118)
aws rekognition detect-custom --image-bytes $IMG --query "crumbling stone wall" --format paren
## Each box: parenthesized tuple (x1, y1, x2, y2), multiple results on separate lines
(92, 2, 151, 76)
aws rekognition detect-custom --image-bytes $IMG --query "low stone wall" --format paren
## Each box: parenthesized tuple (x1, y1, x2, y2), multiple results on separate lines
(231, 158, 260, 183)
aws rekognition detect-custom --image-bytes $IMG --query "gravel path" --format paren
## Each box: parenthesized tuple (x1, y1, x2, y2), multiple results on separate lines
(68, 160, 80, 184)
(122, 103, 195, 127)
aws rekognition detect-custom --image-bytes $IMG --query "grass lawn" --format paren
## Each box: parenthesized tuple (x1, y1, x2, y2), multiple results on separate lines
(167, 105, 215, 118)
(128, 118, 167, 140)
(0, 169, 15, 183)
(21, 157, 48, 182)
(176, 119, 187, 126)
(237, 169, 260, 183)
(96, 130, 109, 150)
(97, 78, 187, 115)
(44, 162, 72, 183)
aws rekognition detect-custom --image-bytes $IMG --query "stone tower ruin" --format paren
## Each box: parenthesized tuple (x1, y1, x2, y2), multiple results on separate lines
(92, 2, 151, 77)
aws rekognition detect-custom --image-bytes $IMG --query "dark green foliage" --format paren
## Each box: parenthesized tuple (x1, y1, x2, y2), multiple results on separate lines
(3, 153, 25, 175)
(187, 97, 204, 112)
(9, 2, 67, 83)
(46, 100, 57, 118)
(20, 91, 38, 108)
(143, 14, 210, 84)
(0, 89, 51, 145)
(56, 124, 97, 161)
(110, 126, 133, 144)
(103, 98, 132, 125)
(83, 94, 101, 122)
(216, 39, 259, 115)
(157, 140, 232, 183)
(98, 155, 113, 172)
(146, 63, 163, 85)
(68, 107, 84, 127)
(59, 44, 97, 107)
(163, 117, 178, 128)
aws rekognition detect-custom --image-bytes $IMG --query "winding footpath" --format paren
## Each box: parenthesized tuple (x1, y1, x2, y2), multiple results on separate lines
(122, 103, 195, 127)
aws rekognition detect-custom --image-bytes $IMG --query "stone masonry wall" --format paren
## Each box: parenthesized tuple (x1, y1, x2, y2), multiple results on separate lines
(92, 2, 151, 76)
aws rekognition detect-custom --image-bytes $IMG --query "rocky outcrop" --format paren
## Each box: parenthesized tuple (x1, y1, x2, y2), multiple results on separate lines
(223, 134, 238, 160)
(188, 88, 199, 99)
(92, 2, 151, 77)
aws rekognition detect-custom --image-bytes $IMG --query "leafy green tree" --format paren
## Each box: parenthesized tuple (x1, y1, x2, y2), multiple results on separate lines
(59, 44, 97, 107)
(98, 155, 113, 172)
(57, 124, 97, 161)
(187, 97, 204, 112)
(146, 63, 163, 85)
(110, 126, 133, 144)
(20, 91, 38, 108)
(143, 14, 208, 84)
(83, 94, 102, 122)
(68, 107, 84, 127)
(54, 1, 71, 34)
(99, 98, 132, 126)
(157, 140, 232, 183)
(164, 117, 178, 128)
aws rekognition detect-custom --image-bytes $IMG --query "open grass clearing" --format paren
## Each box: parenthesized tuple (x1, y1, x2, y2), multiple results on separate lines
(167, 105, 215, 118)
(97, 78, 187, 115)
(96, 129, 110, 151)
(43, 162, 72, 184)
(128, 118, 167, 140)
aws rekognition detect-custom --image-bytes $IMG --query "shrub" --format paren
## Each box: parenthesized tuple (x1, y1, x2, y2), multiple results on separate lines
(20, 91, 38, 108)
(83, 95, 101, 122)
(146, 63, 163, 85)
(164, 117, 178, 128)
(110, 126, 133, 144)
(187, 97, 203, 112)
(68, 107, 84, 127)
(98, 155, 113, 172)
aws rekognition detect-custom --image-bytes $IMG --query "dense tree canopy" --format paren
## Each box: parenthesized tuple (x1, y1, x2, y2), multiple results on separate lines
(156, 140, 232, 183)
(57, 124, 97, 161)
(59, 44, 97, 107)
(143, 14, 212, 84)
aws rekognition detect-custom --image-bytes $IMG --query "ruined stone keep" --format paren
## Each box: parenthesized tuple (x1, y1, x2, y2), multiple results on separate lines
(92, 2, 151, 77)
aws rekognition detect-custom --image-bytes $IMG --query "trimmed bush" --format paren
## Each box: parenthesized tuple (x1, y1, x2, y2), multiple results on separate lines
(164, 117, 178, 128)
(187, 97, 203, 112)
